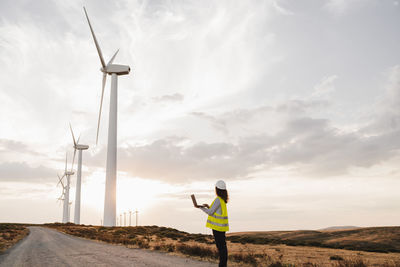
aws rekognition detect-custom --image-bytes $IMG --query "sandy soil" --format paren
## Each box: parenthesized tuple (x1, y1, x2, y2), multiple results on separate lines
(0, 227, 215, 267)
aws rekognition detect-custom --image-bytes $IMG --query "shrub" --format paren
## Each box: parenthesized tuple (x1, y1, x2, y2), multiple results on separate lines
(330, 255, 344, 261)
(336, 258, 368, 267)
(302, 263, 319, 267)
(137, 238, 150, 249)
(229, 252, 260, 266)
(176, 243, 218, 259)
(128, 233, 136, 239)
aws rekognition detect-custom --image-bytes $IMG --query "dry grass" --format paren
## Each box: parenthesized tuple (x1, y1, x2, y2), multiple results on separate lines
(228, 227, 400, 253)
(45, 223, 400, 267)
(0, 224, 29, 253)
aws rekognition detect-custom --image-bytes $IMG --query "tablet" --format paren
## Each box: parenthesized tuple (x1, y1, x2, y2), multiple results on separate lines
(191, 194, 204, 208)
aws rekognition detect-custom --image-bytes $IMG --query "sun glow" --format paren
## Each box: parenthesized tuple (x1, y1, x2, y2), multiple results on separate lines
(116, 175, 171, 213)
(80, 170, 175, 225)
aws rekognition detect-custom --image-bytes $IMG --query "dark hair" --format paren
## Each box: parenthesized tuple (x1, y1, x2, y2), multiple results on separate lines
(215, 187, 229, 204)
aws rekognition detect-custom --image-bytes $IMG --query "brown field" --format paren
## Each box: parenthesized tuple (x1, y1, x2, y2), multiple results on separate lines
(44, 223, 400, 267)
(0, 224, 29, 253)
(227, 227, 400, 253)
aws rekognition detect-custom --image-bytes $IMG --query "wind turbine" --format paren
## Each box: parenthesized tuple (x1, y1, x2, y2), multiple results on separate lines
(61, 152, 74, 223)
(70, 124, 89, 225)
(57, 154, 74, 223)
(57, 174, 66, 222)
(84, 7, 131, 227)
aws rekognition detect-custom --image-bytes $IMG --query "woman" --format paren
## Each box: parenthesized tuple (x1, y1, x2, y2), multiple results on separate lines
(199, 180, 229, 267)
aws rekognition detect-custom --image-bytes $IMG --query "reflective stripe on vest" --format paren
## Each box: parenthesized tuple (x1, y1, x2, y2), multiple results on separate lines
(209, 214, 228, 220)
(206, 220, 229, 227)
(206, 196, 229, 232)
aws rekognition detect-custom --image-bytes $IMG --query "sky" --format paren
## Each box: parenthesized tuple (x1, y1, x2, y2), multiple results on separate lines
(0, 0, 400, 234)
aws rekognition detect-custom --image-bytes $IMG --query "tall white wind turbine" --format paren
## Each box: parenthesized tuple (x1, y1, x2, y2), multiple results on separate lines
(84, 7, 131, 226)
(70, 124, 89, 225)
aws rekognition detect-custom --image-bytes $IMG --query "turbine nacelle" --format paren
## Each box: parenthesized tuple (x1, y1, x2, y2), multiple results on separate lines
(104, 64, 130, 75)
(65, 171, 75, 176)
(69, 123, 89, 173)
(75, 144, 89, 150)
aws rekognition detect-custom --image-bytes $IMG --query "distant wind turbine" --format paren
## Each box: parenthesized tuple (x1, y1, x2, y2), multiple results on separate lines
(70, 124, 89, 225)
(56, 174, 66, 222)
(83, 7, 131, 227)
(58, 153, 74, 223)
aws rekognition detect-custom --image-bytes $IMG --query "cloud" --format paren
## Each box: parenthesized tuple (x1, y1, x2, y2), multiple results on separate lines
(324, 0, 352, 16)
(271, 117, 400, 176)
(190, 112, 228, 134)
(324, 0, 367, 16)
(84, 67, 400, 182)
(311, 75, 338, 98)
(0, 139, 41, 156)
(117, 138, 248, 183)
(109, 115, 400, 182)
(86, 136, 264, 183)
(152, 93, 184, 102)
(0, 162, 56, 183)
(272, 0, 294, 16)
(191, 100, 328, 135)
(364, 65, 400, 134)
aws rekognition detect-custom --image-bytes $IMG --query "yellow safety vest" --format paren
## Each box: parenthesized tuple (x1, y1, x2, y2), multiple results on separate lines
(206, 196, 229, 232)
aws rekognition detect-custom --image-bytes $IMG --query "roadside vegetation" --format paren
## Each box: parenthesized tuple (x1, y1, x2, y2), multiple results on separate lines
(227, 227, 400, 253)
(44, 223, 400, 267)
(0, 223, 29, 253)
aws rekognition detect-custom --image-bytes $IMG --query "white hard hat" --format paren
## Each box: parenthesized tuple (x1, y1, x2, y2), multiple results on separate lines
(215, 180, 226, 190)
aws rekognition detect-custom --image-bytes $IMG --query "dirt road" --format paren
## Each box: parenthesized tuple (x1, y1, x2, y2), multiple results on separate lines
(0, 227, 216, 267)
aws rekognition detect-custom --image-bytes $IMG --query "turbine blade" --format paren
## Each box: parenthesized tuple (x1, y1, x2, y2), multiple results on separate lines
(77, 134, 81, 145)
(83, 7, 106, 68)
(65, 152, 67, 173)
(71, 148, 76, 173)
(57, 174, 64, 187)
(107, 49, 119, 66)
(96, 73, 107, 145)
(69, 123, 77, 146)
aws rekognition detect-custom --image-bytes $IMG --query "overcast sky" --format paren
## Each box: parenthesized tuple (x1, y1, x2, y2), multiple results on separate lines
(1, 0, 400, 233)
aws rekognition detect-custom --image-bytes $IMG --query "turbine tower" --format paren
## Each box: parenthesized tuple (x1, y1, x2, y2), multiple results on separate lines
(70, 124, 89, 225)
(84, 7, 131, 226)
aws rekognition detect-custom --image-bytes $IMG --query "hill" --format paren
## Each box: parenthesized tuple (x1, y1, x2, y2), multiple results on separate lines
(319, 226, 360, 231)
(227, 226, 400, 253)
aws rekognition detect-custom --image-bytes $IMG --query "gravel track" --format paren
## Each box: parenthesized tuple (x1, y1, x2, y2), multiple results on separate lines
(0, 227, 216, 267)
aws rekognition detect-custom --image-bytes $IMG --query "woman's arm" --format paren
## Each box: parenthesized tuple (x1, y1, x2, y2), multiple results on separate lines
(200, 198, 220, 215)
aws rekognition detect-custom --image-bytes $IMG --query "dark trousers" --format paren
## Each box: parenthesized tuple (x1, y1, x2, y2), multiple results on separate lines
(212, 230, 227, 267)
